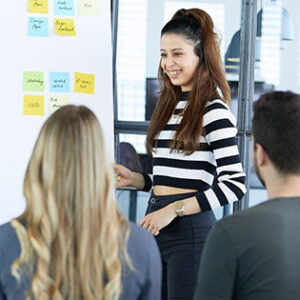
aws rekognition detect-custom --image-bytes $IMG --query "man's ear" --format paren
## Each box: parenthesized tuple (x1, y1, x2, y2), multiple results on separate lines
(255, 143, 268, 167)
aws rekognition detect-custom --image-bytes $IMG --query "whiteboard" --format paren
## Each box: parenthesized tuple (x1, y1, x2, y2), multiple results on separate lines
(0, 0, 114, 225)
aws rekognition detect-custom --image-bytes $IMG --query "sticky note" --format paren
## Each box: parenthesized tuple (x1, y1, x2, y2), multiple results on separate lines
(54, 18, 76, 36)
(50, 72, 70, 93)
(74, 72, 95, 94)
(28, 17, 49, 37)
(24, 71, 44, 92)
(24, 95, 44, 116)
(78, 0, 99, 16)
(28, 0, 48, 13)
(54, 0, 75, 16)
(49, 94, 70, 113)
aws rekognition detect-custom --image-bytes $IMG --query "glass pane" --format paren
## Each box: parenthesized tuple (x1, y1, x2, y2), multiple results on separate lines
(116, 134, 151, 222)
(116, 190, 150, 223)
(116, 0, 147, 121)
(119, 134, 147, 154)
(255, 0, 299, 92)
(116, 134, 152, 174)
(249, 0, 300, 207)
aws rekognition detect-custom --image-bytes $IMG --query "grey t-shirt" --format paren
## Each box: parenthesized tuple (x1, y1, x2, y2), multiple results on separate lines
(194, 197, 300, 300)
(0, 221, 162, 300)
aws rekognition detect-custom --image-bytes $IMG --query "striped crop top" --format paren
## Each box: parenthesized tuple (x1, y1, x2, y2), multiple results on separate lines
(151, 92, 246, 212)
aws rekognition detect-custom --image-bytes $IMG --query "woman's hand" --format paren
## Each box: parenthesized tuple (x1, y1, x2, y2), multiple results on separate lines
(139, 204, 177, 235)
(114, 164, 134, 188)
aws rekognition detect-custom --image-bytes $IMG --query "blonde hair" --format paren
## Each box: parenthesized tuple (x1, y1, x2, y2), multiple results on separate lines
(11, 105, 131, 299)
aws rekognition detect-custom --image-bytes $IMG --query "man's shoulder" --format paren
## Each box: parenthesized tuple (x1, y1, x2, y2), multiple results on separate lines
(215, 200, 274, 234)
(216, 197, 300, 236)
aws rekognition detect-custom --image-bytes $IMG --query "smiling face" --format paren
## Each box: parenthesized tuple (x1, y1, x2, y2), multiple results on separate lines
(160, 33, 200, 92)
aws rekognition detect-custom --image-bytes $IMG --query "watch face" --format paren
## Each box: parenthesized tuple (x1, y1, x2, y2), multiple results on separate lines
(175, 201, 184, 210)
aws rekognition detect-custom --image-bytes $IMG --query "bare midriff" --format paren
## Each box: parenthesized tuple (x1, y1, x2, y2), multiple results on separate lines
(153, 185, 197, 196)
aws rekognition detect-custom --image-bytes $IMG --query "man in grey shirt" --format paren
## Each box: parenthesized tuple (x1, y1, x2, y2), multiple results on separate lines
(194, 91, 300, 300)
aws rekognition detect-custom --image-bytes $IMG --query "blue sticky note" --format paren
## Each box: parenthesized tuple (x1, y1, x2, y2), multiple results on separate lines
(50, 72, 70, 93)
(28, 17, 49, 37)
(54, 0, 75, 16)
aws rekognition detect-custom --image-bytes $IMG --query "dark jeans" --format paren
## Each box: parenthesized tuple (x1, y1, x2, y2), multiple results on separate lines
(146, 192, 216, 300)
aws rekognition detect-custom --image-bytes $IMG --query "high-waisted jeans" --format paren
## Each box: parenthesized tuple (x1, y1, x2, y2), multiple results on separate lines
(146, 192, 216, 300)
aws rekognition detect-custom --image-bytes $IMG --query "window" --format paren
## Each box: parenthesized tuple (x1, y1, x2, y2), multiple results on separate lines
(260, 5, 282, 85)
(116, 0, 147, 121)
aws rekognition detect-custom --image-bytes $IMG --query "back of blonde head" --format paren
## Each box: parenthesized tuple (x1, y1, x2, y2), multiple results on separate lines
(11, 105, 131, 299)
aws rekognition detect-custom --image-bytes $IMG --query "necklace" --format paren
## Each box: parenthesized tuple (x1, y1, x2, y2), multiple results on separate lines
(172, 107, 186, 119)
(172, 111, 183, 119)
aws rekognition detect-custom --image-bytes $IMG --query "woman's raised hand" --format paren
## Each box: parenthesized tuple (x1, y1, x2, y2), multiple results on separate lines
(114, 164, 134, 188)
(114, 164, 147, 190)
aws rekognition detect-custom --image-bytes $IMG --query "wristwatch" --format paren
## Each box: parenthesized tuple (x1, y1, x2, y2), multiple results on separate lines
(174, 201, 184, 217)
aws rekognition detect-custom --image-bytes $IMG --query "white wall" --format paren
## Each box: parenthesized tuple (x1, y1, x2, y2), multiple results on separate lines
(0, 0, 114, 225)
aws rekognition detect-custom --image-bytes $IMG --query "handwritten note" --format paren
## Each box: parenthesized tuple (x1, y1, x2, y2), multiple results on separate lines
(28, 17, 49, 37)
(24, 95, 44, 116)
(28, 0, 48, 13)
(74, 72, 95, 94)
(78, 0, 99, 16)
(54, 18, 76, 36)
(50, 72, 70, 93)
(23, 71, 44, 92)
(49, 95, 70, 113)
(54, 0, 75, 16)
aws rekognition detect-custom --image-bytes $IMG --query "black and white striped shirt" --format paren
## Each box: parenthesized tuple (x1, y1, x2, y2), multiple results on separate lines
(152, 92, 246, 211)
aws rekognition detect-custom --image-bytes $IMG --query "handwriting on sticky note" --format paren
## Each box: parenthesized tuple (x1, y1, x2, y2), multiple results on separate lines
(50, 72, 70, 93)
(54, 18, 76, 36)
(24, 95, 44, 116)
(74, 72, 95, 94)
(54, 0, 75, 16)
(28, 17, 49, 37)
(78, 0, 99, 16)
(49, 95, 70, 113)
(24, 71, 44, 92)
(28, 0, 49, 13)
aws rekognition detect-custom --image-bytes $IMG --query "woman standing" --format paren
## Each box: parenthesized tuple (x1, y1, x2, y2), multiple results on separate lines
(0, 105, 161, 300)
(115, 8, 246, 299)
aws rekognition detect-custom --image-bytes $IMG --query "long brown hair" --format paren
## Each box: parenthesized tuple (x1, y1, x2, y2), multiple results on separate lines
(146, 8, 230, 154)
(11, 105, 132, 299)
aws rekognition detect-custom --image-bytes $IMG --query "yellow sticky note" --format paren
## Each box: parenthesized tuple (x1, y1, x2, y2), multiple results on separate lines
(49, 95, 70, 114)
(54, 19, 76, 36)
(24, 95, 44, 116)
(28, 0, 48, 13)
(74, 72, 95, 94)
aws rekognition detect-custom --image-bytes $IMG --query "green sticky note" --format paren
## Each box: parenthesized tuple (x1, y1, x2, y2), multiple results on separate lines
(23, 71, 44, 92)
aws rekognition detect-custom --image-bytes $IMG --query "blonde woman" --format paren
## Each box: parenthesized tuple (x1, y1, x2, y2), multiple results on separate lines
(0, 105, 161, 300)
